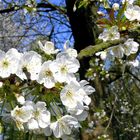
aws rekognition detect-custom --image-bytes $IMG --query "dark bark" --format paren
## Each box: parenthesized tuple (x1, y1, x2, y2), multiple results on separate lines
(65, 0, 99, 79)
(65, 0, 98, 52)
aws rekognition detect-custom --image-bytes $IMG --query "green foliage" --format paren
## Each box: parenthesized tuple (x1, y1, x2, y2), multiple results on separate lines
(78, 0, 91, 9)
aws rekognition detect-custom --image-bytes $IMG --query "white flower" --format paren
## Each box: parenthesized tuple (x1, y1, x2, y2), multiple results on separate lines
(60, 81, 85, 108)
(60, 80, 92, 109)
(0, 48, 21, 78)
(128, 59, 139, 67)
(74, 109, 88, 121)
(15, 94, 25, 105)
(26, 101, 51, 130)
(37, 60, 56, 89)
(96, 51, 107, 60)
(38, 41, 59, 55)
(16, 51, 42, 80)
(134, 6, 140, 21)
(112, 3, 119, 11)
(11, 106, 32, 123)
(65, 48, 77, 58)
(110, 45, 124, 58)
(98, 26, 120, 42)
(110, 39, 139, 58)
(67, 102, 84, 116)
(53, 53, 80, 83)
(50, 115, 80, 138)
(124, 5, 140, 21)
(122, 0, 135, 4)
(67, 103, 89, 121)
(28, 119, 39, 130)
(79, 80, 95, 95)
(123, 39, 139, 56)
(63, 41, 77, 58)
(43, 126, 52, 136)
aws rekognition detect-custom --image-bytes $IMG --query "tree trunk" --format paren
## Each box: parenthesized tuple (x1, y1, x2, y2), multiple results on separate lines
(65, 0, 98, 52)
(65, 0, 99, 79)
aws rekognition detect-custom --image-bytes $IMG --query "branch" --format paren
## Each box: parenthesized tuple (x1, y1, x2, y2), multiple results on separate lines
(78, 39, 124, 59)
(37, 3, 66, 14)
(0, 6, 21, 14)
(127, 71, 140, 82)
(0, 2, 66, 15)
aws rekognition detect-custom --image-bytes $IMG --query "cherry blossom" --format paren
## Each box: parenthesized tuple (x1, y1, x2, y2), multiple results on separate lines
(16, 51, 42, 80)
(0, 48, 21, 78)
(98, 26, 120, 42)
(50, 115, 80, 138)
(37, 60, 56, 89)
(38, 41, 59, 55)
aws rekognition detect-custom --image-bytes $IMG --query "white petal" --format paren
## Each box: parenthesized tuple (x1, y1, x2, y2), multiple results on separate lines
(84, 96, 91, 105)
(28, 119, 39, 130)
(51, 122, 62, 138)
(43, 126, 52, 136)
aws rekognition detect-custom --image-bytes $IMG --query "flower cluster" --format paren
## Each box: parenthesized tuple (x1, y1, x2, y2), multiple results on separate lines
(124, 4, 140, 21)
(110, 38, 139, 58)
(122, 0, 135, 5)
(98, 26, 120, 42)
(11, 101, 51, 131)
(97, 38, 139, 61)
(0, 41, 95, 139)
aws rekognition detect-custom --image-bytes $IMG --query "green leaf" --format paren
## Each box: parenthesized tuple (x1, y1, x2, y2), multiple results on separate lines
(78, 0, 90, 9)
(117, 2, 127, 21)
(96, 18, 113, 26)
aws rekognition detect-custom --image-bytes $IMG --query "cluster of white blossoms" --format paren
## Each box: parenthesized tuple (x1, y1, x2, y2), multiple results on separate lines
(11, 101, 51, 132)
(0, 43, 80, 88)
(96, 38, 139, 60)
(124, 4, 140, 21)
(110, 38, 139, 58)
(98, 26, 120, 42)
(11, 100, 81, 138)
(122, 0, 135, 5)
(0, 41, 95, 138)
(124, 3, 140, 21)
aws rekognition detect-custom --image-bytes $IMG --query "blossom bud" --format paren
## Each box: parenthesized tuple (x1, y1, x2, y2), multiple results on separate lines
(15, 94, 25, 105)
(112, 3, 119, 11)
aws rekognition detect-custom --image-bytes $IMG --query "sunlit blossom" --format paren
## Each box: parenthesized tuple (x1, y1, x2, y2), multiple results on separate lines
(37, 60, 56, 89)
(124, 5, 140, 21)
(122, 0, 135, 4)
(63, 41, 77, 58)
(11, 106, 32, 123)
(98, 26, 120, 42)
(60, 80, 92, 108)
(0, 48, 21, 78)
(52, 53, 80, 83)
(67, 103, 89, 121)
(50, 115, 80, 138)
(38, 41, 59, 55)
(123, 39, 139, 56)
(110, 45, 124, 58)
(25, 101, 51, 130)
(112, 3, 119, 11)
(16, 51, 42, 80)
